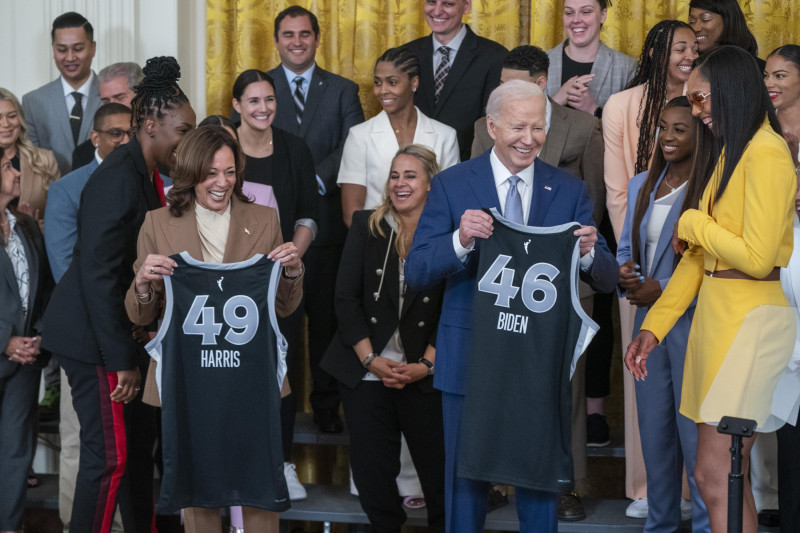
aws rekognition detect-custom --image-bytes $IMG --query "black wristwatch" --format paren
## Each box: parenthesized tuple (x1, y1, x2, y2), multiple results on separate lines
(418, 357, 434, 376)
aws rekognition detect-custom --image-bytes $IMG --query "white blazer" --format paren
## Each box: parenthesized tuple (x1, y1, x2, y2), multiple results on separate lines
(337, 106, 460, 209)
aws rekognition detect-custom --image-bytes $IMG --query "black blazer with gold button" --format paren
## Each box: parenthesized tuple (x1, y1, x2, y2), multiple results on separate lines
(320, 210, 444, 392)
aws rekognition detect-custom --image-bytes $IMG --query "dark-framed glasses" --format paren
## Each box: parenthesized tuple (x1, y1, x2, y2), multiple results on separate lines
(96, 128, 132, 141)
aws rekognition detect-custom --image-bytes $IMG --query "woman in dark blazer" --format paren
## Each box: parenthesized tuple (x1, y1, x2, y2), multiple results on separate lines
(321, 145, 446, 532)
(233, 69, 319, 499)
(0, 144, 53, 533)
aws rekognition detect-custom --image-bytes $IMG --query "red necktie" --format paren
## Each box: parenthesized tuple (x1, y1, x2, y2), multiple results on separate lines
(153, 168, 166, 207)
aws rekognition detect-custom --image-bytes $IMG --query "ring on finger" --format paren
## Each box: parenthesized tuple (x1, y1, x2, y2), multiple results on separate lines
(150, 267, 154, 274)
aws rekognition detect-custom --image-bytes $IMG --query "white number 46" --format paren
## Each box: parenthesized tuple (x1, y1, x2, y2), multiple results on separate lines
(182, 294, 260, 346)
(477, 254, 560, 314)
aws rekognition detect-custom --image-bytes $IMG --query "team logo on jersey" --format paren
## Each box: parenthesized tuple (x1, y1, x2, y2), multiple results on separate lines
(217, 276, 224, 291)
(523, 239, 531, 254)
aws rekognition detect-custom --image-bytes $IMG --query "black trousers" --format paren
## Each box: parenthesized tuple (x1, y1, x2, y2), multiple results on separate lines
(777, 410, 800, 531)
(341, 380, 445, 533)
(278, 305, 304, 462)
(303, 244, 343, 413)
(60, 356, 157, 533)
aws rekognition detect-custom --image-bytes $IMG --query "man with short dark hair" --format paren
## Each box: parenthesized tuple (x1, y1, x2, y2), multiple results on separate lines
(72, 62, 143, 169)
(22, 12, 101, 175)
(401, 0, 507, 161)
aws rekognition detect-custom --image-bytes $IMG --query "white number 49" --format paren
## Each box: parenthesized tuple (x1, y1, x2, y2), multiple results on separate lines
(182, 294, 260, 346)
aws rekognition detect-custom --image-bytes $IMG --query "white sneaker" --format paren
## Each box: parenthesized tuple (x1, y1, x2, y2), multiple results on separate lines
(625, 498, 648, 518)
(680, 499, 692, 521)
(349, 469, 359, 496)
(284, 462, 307, 501)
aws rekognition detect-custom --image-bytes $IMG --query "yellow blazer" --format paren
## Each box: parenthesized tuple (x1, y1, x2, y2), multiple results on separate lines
(642, 121, 797, 340)
(20, 146, 59, 222)
(125, 197, 303, 403)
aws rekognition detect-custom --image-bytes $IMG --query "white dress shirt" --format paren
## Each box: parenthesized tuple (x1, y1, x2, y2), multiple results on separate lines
(60, 72, 94, 113)
(432, 24, 468, 73)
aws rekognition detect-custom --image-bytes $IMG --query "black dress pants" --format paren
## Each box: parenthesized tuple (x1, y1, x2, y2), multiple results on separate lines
(777, 410, 800, 531)
(341, 380, 445, 532)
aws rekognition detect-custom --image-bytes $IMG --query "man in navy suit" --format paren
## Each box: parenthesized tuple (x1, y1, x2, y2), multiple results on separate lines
(401, 0, 507, 161)
(22, 12, 101, 175)
(405, 80, 617, 532)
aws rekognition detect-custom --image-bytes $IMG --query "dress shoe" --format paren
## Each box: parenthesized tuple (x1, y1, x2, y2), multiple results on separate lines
(558, 492, 586, 521)
(314, 409, 344, 433)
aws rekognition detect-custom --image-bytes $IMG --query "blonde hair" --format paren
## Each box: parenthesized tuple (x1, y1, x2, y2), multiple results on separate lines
(0, 88, 57, 188)
(368, 144, 440, 258)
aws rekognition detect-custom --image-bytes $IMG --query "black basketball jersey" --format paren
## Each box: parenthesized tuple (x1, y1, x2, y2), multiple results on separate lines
(146, 252, 290, 513)
(457, 209, 598, 493)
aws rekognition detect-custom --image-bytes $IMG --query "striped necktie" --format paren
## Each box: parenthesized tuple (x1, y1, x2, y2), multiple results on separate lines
(293, 76, 305, 126)
(434, 46, 451, 103)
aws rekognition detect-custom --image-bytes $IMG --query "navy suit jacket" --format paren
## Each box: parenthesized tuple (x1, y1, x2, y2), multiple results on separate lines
(233, 64, 364, 246)
(44, 158, 99, 282)
(403, 25, 507, 161)
(405, 152, 618, 395)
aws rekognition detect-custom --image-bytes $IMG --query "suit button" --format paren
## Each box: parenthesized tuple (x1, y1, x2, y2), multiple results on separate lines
(423, 296, 430, 303)
(418, 321, 425, 327)
(375, 269, 383, 276)
(370, 317, 378, 324)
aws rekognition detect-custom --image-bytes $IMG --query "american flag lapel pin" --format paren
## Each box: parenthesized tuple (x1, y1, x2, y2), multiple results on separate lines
(244, 227, 251, 235)
(544, 186, 552, 191)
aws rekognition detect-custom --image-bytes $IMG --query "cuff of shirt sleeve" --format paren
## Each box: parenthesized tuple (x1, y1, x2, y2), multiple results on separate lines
(580, 247, 595, 270)
(295, 218, 319, 241)
(452, 230, 474, 263)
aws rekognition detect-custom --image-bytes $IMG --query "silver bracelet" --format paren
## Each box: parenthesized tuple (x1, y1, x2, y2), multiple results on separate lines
(361, 352, 378, 369)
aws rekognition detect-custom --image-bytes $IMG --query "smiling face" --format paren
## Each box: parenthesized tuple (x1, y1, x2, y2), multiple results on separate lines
(667, 27, 699, 86)
(0, 99, 21, 152)
(91, 112, 132, 160)
(195, 145, 237, 215)
(233, 80, 277, 134)
(146, 103, 196, 168)
(687, 68, 713, 132)
(764, 54, 800, 112)
(100, 76, 136, 106)
(689, 8, 724, 53)
(388, 154, 431, 216)
(562, 0, 606, 50)
(487, 95, 547, 174)
(373, 61, 418, 115)
(275, 14, 319, 75)
(658, 105, 693, 164)
(423, 0, 471, 45)
(52, 27, 96, 88)
(0, 152, 21, 203)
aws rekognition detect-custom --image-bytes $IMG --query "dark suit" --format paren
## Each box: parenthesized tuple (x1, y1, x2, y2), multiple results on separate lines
(402, 25, 507, 161)
(0, 212, 52, 531)
(405, 153, 618, 532)
(72, 139, 95, 170)
(22, 76, 102, 175)
(238, 64, 365, 414)
(320, 211, 445, 530)
(41, 138, 160, 533)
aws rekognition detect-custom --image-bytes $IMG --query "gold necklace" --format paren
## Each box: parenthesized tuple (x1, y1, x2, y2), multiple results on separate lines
(663, 173, 683, 191)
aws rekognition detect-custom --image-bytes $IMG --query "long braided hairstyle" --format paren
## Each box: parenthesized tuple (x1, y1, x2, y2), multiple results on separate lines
(626, 20, 694, 175)
(130, 56, 189, 135)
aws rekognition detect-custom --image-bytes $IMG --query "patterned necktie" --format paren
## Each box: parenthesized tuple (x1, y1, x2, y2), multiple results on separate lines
(504, 175, 524, 224)
(153, 168, 166, 207)
(434, 46, 451, 103)
(69, 92, 83, 146)
(293, 76, 305, 126)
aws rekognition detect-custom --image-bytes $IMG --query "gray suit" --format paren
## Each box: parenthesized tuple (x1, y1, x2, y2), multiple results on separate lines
(546, 41, 637, 109)
(22, 76, 101, 175)
(471, 97, 605, 223)
(0, 213, 51, 530)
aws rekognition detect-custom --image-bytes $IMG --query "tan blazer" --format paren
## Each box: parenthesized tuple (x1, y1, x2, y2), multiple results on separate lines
(470, 98, 605, 224)
(20, 146, 60, 223)
(125, 196, 303, 404)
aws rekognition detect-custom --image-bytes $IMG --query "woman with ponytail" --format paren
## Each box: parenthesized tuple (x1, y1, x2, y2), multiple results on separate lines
(41, 56, 196, 533)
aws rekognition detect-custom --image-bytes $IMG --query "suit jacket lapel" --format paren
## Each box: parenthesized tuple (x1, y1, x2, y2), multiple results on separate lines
(436, 26, 477, 109)
(539, 99, 568, 167)
(467, 152, 500, 210)
(165, 206, 204, 260)
(79, 76, 101, 141)
(223, 197, 263, 263)
(529, 158, 558, 226)
(590, 43, 613, 101)
(370, 112, 401, 167)
(416, 38, 437, 113)
(300, 68, 327, 137)
(128, 140, 161, 210)
(49, 80, 73, 149)
(0, 247, 19, 308)
(413, 109, 439, 149)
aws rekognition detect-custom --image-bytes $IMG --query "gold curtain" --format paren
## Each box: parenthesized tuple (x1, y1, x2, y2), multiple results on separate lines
(206, 0, 799, 117)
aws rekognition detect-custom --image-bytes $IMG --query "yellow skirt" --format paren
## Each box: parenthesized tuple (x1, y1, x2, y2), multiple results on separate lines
(680, 276, 795, 431)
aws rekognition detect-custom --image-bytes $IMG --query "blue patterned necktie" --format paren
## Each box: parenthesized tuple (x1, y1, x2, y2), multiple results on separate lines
(504, 175, 524, 224)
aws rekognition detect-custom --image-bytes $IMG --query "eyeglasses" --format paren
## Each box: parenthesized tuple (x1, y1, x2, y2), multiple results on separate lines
(95, 128, 132, 141)
(687, 91, 711, 109)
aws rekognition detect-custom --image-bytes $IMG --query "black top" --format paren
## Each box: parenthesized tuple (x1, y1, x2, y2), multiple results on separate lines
(241, 127, 319, 245)
(561, 47, 593, 85)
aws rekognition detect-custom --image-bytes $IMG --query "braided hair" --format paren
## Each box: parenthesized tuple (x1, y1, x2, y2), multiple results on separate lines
(375, 48, 421, 81)
(130, 56, 189, 134)
(626, 20, 694, 175)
